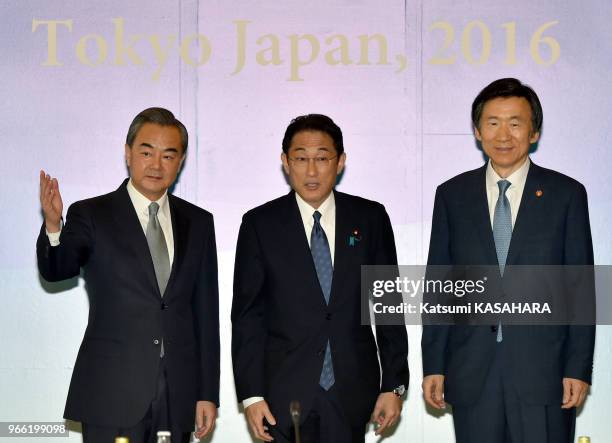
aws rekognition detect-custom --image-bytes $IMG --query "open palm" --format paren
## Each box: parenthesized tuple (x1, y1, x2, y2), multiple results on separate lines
(39, 170, 63, 232)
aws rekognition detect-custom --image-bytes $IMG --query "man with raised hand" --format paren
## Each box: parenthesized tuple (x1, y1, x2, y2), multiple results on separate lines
(38, 108, 219, 443)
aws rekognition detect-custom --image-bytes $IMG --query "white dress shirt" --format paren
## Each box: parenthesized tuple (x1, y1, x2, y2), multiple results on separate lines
(242, 191, 337, 409)
(485, 157, 530, 230)
(47, 179, 175, 266)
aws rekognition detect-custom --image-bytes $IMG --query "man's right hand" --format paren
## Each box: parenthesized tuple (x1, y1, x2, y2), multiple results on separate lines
(422, 374, 446, 409)
(245, 400, 276, 442)
(39, 170, 63, 233)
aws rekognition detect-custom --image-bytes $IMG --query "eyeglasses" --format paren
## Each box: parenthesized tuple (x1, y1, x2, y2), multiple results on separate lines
(288, 155, 338, 170)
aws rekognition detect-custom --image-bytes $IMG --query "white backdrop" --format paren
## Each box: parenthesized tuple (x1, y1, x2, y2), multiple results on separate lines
(1, 1, 611, 441)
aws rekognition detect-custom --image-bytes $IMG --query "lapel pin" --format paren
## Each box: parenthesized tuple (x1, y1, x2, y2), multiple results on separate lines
(349, 229, 362, 246)
(535, 189, 543, 198)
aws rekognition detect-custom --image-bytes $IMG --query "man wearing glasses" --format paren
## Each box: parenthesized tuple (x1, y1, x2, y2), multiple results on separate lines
(231, 114, 409, 442)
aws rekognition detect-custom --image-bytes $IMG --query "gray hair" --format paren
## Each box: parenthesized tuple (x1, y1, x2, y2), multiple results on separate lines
(126, 107, 188, 153)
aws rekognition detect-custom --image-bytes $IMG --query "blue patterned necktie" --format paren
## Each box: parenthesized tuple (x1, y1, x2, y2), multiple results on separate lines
(311, 210, 335, 390)
(493, 179, 512, 342)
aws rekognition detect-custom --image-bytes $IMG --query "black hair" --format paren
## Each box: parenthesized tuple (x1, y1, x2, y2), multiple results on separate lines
(126, 107, 188, 153)
(472, 78, 543, 134)
(282, 114, 344, 155)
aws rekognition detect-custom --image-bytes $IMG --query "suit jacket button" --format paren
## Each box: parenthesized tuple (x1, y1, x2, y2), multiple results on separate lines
(153, 339, 160, 345)
(161, 302, 168, 310)
(326, 313, 332, 320)
(491, 326, 498, 333)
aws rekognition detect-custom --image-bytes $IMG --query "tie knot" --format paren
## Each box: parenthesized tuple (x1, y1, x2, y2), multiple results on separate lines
(313, 210, 322, 224)
(148, 202, 160, 216)
(497, 179, 511, 196)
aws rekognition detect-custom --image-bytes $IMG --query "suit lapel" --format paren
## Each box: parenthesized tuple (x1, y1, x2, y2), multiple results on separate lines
(164, 195, 188, 298)
(329, 191, 352, 306)
(468, 165, 499, 265)
(506, 162, 542, 265)
(111, 180, 160, 298)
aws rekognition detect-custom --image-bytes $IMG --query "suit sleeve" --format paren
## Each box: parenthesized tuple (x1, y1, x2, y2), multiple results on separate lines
(36, 201, 92, 281)
(563, 183, 595, 384)
(373, 204, 410, 392)
(193, 213, 221, 404)
(231, 215, 267, 401)
(421, 186, 452, 376)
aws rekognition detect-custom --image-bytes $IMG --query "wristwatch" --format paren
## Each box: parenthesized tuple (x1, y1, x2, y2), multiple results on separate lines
(392, 384, 406, 398)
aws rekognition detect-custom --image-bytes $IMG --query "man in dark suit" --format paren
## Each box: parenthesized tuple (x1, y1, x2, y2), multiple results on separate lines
(37, 108, 220, 443)
(422, 78, 595, 442)
(231, 114, 409, 443)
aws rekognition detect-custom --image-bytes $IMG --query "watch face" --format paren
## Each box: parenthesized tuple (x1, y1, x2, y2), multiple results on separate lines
(394, 385, 406, 396)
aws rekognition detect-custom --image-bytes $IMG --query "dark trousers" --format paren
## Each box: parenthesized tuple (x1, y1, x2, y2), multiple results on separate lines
(271, 386, 365, 443)
(452, 343, 576, 443)
(82, 359, 191, 443)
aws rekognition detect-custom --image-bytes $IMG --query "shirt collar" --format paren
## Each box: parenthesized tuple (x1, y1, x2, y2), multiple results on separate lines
(486, 157, 530, 190)
(295, 191, 335, 226)
(127, 179, 169, 217)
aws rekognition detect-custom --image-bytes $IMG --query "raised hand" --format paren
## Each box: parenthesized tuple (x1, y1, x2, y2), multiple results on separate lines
(39, 170, 63, 233)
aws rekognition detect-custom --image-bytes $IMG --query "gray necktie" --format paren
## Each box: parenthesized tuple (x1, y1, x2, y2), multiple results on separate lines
(493, 180, 512, 342)
(311, 211, 335, 390)
(146, 202, 170, 297)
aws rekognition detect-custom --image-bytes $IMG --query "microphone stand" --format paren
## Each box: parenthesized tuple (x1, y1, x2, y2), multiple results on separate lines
(289, 401, 301, 443)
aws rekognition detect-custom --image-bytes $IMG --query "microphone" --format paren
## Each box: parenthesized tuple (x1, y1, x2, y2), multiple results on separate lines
(289, 401, 301, 443)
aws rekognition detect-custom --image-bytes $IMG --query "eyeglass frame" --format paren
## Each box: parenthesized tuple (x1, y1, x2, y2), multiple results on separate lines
(287, 155, 339, 169)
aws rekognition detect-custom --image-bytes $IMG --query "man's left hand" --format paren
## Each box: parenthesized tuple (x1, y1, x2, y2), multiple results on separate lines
(561, 378, 589, 409)
(195, 400, 217, 438)
(370, 392, 402, 436)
